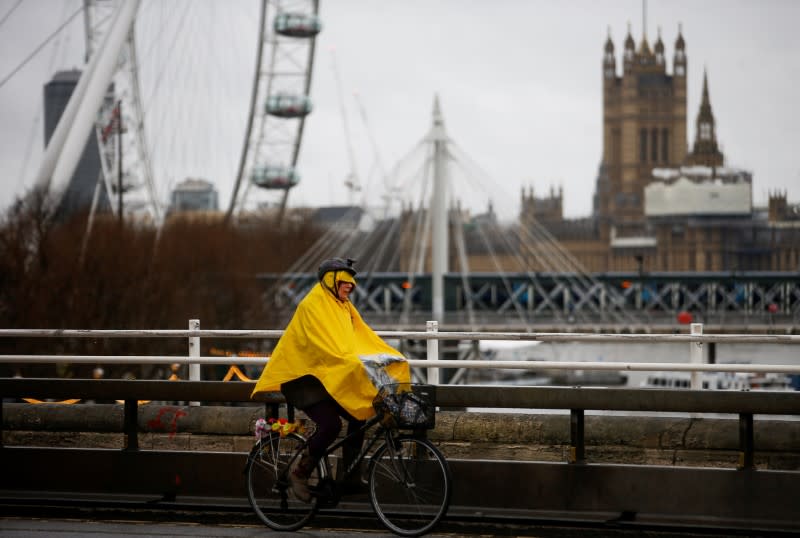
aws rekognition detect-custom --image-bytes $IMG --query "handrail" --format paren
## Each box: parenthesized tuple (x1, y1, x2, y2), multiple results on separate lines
(3, 355, 800, 375)
(1, 327, 799, 343)
(2, 323, 799, 382)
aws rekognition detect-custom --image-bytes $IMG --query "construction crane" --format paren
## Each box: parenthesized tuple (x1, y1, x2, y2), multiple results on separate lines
(330, 48, 361, 205)
(353, 91, 390, 193)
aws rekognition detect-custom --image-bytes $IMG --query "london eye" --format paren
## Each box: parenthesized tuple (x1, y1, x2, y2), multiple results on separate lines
(20, 0, 320, 225)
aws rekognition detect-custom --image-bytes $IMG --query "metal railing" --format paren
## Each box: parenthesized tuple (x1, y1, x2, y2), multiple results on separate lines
(2, 322, 799, 531)
(2, 378, 800, 466)
(3, 376, 798, 532)
(2, 320, 800, 385)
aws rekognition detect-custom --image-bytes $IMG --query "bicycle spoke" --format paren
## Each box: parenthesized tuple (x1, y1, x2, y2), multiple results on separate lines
(245, 432, 318, 532)
(368, 436, 452, 537)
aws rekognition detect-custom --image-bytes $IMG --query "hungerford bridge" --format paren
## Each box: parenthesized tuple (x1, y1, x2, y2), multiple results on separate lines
(262, 270, 800, 332)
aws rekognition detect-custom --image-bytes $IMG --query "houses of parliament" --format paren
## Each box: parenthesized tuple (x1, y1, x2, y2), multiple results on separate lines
(507, 24, 799, 274)
(106, 19, 800, 275)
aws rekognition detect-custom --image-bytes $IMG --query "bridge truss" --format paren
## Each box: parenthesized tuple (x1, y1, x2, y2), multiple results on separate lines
(261, 271, 800, 329)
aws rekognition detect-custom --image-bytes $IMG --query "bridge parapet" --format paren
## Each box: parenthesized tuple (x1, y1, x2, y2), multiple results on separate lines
(3, 379, 799, 466)
(4, 402, 800, 471)
(2, 379, 800, 532)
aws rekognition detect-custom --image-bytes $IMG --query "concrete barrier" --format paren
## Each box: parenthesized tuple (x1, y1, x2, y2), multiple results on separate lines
(4, 403, 799, 470)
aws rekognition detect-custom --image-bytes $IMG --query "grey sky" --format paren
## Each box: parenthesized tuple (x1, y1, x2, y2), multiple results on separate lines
(1, 0, 798, 221)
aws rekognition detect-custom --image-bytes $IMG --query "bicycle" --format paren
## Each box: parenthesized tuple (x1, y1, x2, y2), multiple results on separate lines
(245, 383, 452, 537)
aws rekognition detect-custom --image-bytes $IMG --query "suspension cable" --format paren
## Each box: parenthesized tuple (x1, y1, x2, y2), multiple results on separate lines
(0, 5, 83, 90)
(0, 0, 23, 30)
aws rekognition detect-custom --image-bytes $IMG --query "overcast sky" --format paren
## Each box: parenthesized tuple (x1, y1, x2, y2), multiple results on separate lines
(1, 0, 798, 221)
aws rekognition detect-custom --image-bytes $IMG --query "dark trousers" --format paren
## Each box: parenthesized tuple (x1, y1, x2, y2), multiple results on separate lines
(303, 398, 365, 468)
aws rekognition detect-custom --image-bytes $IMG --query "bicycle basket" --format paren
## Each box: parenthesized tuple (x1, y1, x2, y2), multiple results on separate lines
(373, 383, 436, 429)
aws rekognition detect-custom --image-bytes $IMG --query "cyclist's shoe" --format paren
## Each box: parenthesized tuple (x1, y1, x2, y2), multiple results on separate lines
(289, 454, 314, 503)
(311, 479, 340, 508)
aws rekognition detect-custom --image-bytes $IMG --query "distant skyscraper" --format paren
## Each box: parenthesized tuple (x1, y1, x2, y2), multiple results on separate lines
(43, 69, 110, 219)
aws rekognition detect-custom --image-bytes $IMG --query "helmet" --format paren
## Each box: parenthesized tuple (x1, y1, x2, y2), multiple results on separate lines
(317, 257, 357, 281)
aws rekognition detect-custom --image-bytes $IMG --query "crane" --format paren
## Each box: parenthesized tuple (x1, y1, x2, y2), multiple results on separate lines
(330, 48, 361, 205)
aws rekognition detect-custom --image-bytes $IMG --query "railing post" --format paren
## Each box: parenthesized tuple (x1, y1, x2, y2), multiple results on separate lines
(426, 320, 439, 385)
(738, 412, 755, 470)
(123, 399, 138, 451)
(690, 323, 704, 389)
(569, 409, 585, 464)
(189, 319, 200, 406)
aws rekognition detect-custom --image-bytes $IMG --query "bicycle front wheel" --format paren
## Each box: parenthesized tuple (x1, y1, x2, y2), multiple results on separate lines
(368, 435, 452, 537)
(245, 431, 318, 531)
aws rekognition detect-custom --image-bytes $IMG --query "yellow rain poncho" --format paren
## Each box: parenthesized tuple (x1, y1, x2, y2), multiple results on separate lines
(251, 273, 410, 420)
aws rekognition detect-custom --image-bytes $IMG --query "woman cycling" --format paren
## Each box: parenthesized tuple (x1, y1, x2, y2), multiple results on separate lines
(251, 257, 410, 501)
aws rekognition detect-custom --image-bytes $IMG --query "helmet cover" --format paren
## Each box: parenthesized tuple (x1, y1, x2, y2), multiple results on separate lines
(317, 257, 357, 281)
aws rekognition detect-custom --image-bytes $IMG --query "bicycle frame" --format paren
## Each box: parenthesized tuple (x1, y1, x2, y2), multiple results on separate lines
(314, 411, 388, 482)
(247, 407, 423, 492)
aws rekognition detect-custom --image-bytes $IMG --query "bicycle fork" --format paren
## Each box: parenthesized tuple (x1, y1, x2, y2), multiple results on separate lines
(383, 431, 415, 488)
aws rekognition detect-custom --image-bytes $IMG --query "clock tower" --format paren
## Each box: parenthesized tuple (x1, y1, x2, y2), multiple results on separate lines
(684, 70, 724, 167)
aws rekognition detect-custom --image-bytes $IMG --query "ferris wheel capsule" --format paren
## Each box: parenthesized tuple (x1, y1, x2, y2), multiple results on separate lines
(251, 165, 300, 189)
(274, 12, 322, 38)
(228, 0, 320, 220)
(265, 93, 312, 118)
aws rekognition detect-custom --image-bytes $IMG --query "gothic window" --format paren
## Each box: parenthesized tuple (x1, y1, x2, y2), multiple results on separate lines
(651, 128, 658, 162)
(700, 122, 711, 140)
(640, 129, 647, 163)
(661, 128, 669, 162)
(612, 128, 621, 163)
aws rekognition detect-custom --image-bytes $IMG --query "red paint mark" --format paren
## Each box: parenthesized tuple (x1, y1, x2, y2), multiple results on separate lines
(147, 407, 187, 438)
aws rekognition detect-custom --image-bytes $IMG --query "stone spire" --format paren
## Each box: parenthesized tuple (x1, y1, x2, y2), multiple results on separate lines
(685, 69, 724, 167)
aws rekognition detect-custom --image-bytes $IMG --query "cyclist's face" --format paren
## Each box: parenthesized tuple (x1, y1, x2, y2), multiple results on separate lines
(337, 281, 354, 301)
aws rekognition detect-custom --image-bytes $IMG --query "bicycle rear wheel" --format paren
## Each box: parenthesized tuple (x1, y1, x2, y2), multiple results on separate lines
(245, 431, 318, 531)
(368, 435, 452, 537)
